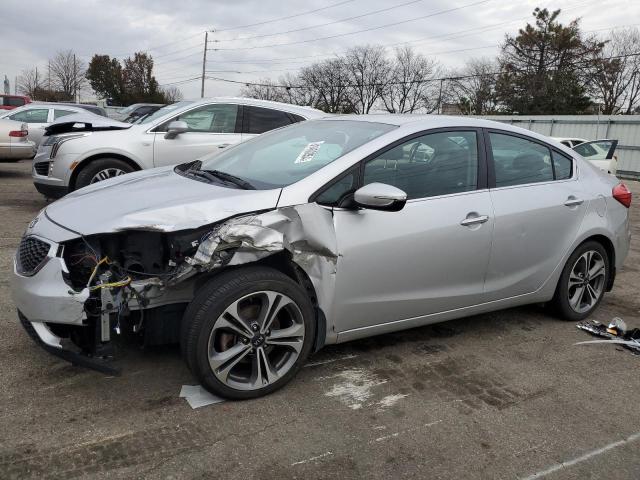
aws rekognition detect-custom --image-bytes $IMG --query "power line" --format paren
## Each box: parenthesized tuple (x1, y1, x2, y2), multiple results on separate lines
(209, 0, 491, 51)
(215, 0, 358, 32)
(204, 52, 640, 89)
(215, 0, 427, 43)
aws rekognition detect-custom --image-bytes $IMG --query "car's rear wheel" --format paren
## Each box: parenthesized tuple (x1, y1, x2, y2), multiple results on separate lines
(181, 266, 315, 399)
(552, 241, 609, 320)
(74, 158, 134, 190)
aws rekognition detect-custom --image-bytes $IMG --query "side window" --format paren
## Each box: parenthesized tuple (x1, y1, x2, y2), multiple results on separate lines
(10, 108, 49, 123)
(163, 104, 238, 133)
(552, 151, 572, 180)
(489, 133, 553, 187)
(316, 172, 356, 206)
(243, 106, 293, 134)
(7, 97, 26, 107)
(54, 109, 76, 120)
(290, 113, 306, 123)
(363, 131, 478, 200)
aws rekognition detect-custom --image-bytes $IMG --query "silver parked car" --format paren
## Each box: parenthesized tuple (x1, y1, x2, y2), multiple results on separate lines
(11, 116, 632, 399)
(0, 103, 103, 147)
(31, 98, 325, 197)
(0, 119, 36, 161)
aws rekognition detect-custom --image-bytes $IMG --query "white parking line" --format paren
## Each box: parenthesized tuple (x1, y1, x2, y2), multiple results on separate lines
(520, 432, 640, 480)
(304, 354, 358, 367)
(370, 420, 442, 444)
(291, 451, 333, 466)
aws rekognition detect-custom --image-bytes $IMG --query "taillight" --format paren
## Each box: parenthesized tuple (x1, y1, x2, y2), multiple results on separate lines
(613, 183, 632, 208)
(9, 130, 27, 137)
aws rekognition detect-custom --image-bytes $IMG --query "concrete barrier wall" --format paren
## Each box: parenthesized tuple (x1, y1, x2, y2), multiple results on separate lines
(478, 115, 640, 179)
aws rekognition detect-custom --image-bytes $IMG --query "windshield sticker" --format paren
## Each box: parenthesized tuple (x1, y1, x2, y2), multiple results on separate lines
(295, 141, 324, 164)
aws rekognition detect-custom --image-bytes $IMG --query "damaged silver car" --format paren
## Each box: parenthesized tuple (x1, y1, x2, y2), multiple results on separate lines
(11, 116, 632, 399)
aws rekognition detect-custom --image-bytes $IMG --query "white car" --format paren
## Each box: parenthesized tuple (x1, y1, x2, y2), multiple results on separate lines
(31, 98, 325, 197)
(552, 137, 618, 175)
(0, 103, 105, 147)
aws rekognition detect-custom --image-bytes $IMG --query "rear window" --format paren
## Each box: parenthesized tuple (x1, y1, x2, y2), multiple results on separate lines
(2, 96, 26, 107)
(242, 106, 293, 134)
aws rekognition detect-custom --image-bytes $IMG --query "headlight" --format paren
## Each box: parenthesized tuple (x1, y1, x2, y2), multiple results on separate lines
(43, 133, 90, 159)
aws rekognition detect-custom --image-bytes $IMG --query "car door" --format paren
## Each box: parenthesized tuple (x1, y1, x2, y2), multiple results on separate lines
(484, 130, 587, 300)
(325, 129, 494, 332)
(8, 107, 50, 146)
(572, 139, 618, 173)
(152, 103, 241, 167)
(240, 105, 296, 142)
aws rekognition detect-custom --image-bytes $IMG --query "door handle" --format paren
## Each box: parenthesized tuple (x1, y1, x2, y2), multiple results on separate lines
(217, 143, 231, 149)
(564, 197, 584, 207)
(460, 215, 489, 226)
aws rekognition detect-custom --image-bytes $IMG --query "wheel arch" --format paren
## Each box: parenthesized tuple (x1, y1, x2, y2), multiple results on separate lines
(195, 251, 327, 352)
(577, 234, 616, 291)
(69, 153, 142, 190)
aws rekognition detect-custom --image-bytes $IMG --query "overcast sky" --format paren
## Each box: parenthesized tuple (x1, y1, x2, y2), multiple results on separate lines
(1, 0, 637, 102)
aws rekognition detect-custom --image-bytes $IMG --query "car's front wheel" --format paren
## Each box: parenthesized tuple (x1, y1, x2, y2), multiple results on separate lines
(181, 267, 316, 399)
(552, 241, 610, 320)
(74, 158, 135, 190)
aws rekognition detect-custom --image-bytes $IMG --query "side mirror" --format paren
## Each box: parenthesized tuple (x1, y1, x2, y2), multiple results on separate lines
(164, 120, 189, 139)
(354, 183, 407, 212)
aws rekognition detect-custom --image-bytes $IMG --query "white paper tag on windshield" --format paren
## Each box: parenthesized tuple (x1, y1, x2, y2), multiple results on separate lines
(295, 141, 324, 164)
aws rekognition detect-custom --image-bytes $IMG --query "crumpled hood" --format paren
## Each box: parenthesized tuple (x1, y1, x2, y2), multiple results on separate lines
(45, 167, 282, 235)
(45, 113, 132, 135)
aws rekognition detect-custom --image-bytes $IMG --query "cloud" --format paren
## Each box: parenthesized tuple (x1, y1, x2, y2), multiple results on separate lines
(0, 0, 634, 101)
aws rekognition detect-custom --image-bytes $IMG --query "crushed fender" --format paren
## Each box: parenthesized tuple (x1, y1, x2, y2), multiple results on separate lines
(167, 203, 338, 314)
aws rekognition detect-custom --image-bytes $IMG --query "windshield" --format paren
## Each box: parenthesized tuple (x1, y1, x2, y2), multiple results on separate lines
(138, 101, 194, 125)
(197, 120, 396, 189)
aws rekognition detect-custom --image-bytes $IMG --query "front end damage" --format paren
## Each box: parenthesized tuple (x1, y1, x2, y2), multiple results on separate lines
(12, 204, 338, 373)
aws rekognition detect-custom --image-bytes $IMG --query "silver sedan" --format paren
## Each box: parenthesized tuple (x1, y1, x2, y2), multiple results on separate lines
(11, 115, 631, 399)
(0, 119, 36, 161)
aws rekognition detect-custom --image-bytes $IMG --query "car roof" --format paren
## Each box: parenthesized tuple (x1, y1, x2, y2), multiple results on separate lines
(551, 137, 588, 142)
(183, 97, 327, 119)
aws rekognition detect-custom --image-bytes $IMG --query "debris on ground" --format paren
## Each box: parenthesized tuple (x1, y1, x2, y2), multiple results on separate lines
(179, 385, 225, 409)
(576, 318, 640, 355)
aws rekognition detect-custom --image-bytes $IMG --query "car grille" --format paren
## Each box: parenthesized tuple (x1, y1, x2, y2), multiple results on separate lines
(34, 162, 50, 176)
(16, 236, 51, 275)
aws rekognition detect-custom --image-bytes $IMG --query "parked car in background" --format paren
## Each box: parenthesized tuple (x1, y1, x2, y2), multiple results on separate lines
(0, 119, 36, 161)
(0, 94, 31, 111)
(0, 103, 104, 147)
(12, 116, 631, 398)
(31, 98, 326, 197)
(111, 103, 164, 123)
(552, 137, 619, 175)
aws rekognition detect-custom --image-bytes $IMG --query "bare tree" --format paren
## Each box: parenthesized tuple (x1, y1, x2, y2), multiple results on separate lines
(344, 45, 390, 113)
(240, 78, 288, 102)
(382, 46, 441, 113)
(161, 85, 184, 103)
(299, 58, 355, 113)
(50, 50, 87, 101)
(17, 68, 43, 99)
(449, 58, 499, 115)
(590, 27, 640, 114)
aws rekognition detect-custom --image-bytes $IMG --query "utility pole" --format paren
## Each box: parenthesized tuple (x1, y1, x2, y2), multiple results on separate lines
(48, 61, 51, 101)
(73, 53, 77, 102)
(201, 31, 209, 98)
(437, 78, 445, 115)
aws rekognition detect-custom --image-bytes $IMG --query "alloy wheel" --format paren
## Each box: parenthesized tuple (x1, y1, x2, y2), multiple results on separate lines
(90, 168, 127, 183)
(207, 290, 305, 391)
(567, 250, 606, 314)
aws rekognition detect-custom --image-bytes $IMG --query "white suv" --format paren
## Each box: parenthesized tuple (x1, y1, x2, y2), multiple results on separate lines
(32, 98, 325, 197)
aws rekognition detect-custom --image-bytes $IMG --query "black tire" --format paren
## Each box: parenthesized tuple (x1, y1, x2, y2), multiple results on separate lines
(551, 241, 610, 321)
(74, 158, 135, 190)
(180, 266, 316, 399)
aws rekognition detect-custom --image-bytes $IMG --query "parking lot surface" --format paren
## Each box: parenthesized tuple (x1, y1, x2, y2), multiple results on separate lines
(1, 160, 639, 479)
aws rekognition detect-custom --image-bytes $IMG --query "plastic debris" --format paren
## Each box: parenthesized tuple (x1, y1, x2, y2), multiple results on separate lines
(576, 319, 640, 355)
(179, 385, 225, 409)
